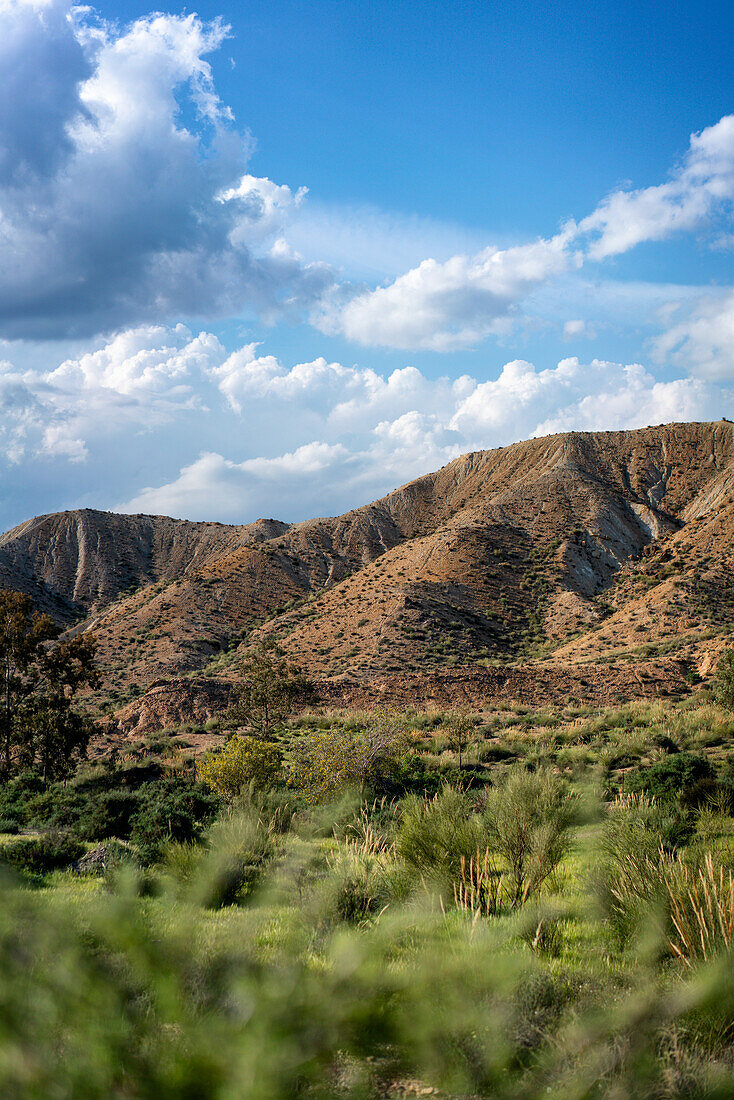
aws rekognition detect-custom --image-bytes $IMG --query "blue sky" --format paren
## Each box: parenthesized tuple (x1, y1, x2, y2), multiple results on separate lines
(0, 0, 733, 529)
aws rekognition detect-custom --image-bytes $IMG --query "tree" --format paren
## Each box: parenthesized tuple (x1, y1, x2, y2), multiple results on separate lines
(197, 735, 283, 801)
(445, 712, 476, 770)
(226, 642, 314, 739)
(288, 711, 408, 802)
(0, 590, 99, 782)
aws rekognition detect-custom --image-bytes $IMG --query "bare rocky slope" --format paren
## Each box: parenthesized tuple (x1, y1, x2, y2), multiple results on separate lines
(2, 420, 734, 733)
(0, 510, 289, 622)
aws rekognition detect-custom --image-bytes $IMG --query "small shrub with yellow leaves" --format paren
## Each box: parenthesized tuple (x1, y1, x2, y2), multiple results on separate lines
(196, 735, 282, 801)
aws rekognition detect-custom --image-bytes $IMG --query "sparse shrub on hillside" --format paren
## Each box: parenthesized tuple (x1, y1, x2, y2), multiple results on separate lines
(197, 735, 283, 801)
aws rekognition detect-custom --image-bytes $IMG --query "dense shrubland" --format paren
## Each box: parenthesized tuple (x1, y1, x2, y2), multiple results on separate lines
(5, 693, 734, 1095)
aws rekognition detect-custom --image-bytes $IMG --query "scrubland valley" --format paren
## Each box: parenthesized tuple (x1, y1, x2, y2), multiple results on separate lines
(6, 421, 734, 1097)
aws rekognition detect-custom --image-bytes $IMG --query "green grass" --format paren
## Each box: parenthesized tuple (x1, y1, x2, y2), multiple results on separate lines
(5, 695, 734, 1095)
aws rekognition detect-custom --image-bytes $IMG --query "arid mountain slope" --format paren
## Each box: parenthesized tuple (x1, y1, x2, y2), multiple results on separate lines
(249, 421, 734, 676)
(1, 421, 733, 718)
(554, 495, 734, 669)
(0, 509, 289, 622)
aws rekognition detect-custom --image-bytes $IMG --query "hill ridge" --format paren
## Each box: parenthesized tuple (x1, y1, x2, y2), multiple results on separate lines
(1, 420, 734, 722)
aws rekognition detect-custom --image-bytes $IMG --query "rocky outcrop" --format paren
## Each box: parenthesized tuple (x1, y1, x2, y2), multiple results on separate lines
(114, 678, 234, 736)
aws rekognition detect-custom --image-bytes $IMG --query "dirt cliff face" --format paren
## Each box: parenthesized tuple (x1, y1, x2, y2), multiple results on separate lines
(1, 420, 733, 723)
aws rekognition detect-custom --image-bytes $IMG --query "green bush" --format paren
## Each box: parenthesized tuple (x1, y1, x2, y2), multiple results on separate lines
(322, 845, 395, 924)
(0, 770, 45, 824)
(396, 786, 486, 892)
(384, 751, 444, 796)
(626, 752, 713, 802)
(129, 780, 221, 864)
(0, 831, 84, 876)
(482, 766, 575, 905)
(80, 789, 141, 839)
(596, 793, 691, 947)
(3, 842, 734, 1098)
(322, 811, 407, 924)
(185, 811, 278, 909)
(0, 771, 221, 862)
(197, 735, 283, 800)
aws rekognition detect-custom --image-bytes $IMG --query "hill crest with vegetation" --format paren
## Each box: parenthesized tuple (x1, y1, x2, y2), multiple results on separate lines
(2, 420, 734, 730)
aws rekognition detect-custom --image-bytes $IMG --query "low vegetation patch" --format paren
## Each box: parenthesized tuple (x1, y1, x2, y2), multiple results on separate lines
(6, 688, 734, 1095)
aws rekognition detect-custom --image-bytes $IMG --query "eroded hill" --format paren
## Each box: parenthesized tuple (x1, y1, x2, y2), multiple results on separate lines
(2, 420, 734, 726)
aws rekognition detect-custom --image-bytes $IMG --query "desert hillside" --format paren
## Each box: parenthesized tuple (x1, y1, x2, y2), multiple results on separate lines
(2, 420, 734, 730)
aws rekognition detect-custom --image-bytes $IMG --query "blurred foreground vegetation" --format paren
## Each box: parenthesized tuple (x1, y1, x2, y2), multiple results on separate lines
(4, 692, 734, 1097)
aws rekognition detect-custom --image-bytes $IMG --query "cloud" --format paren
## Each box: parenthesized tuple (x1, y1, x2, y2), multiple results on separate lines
(220, 174, 308, 248)
(651, 291, 734, 379)
(450, 357, 722, 445)
(563, 319, 595, 340)
(211, 347, 356, 414)
(579, 115, 734, 260)
(117, 411, 466, 523)
(0, 320, 728, 523)
(0, 3, 331, 339)
(3, 2, 732, 361)
(0, 0, 91, 186)
(120, 442, 350, 521)
(209, 343, 473, 429)
(319, 115, 734, 352)
(112, 338, 728, 524)
(48, 325, 223, 401)
(286, 200, 491, 281)
(0, 323, 224, 462)
(317, 231, 577, 351)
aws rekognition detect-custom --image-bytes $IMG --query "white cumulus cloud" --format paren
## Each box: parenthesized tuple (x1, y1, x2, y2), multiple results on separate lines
(579, 115, 734, 260)
(652, 291, 734, 379)
(317, 232, 577, 351)
(450, 357, 722, 445)
(0, 3, 331, 339)
(0, 323, 223, 462)
(121, 442, 350, 521)
(319, 115, 734, 353)
(110, 339, 730, 523)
